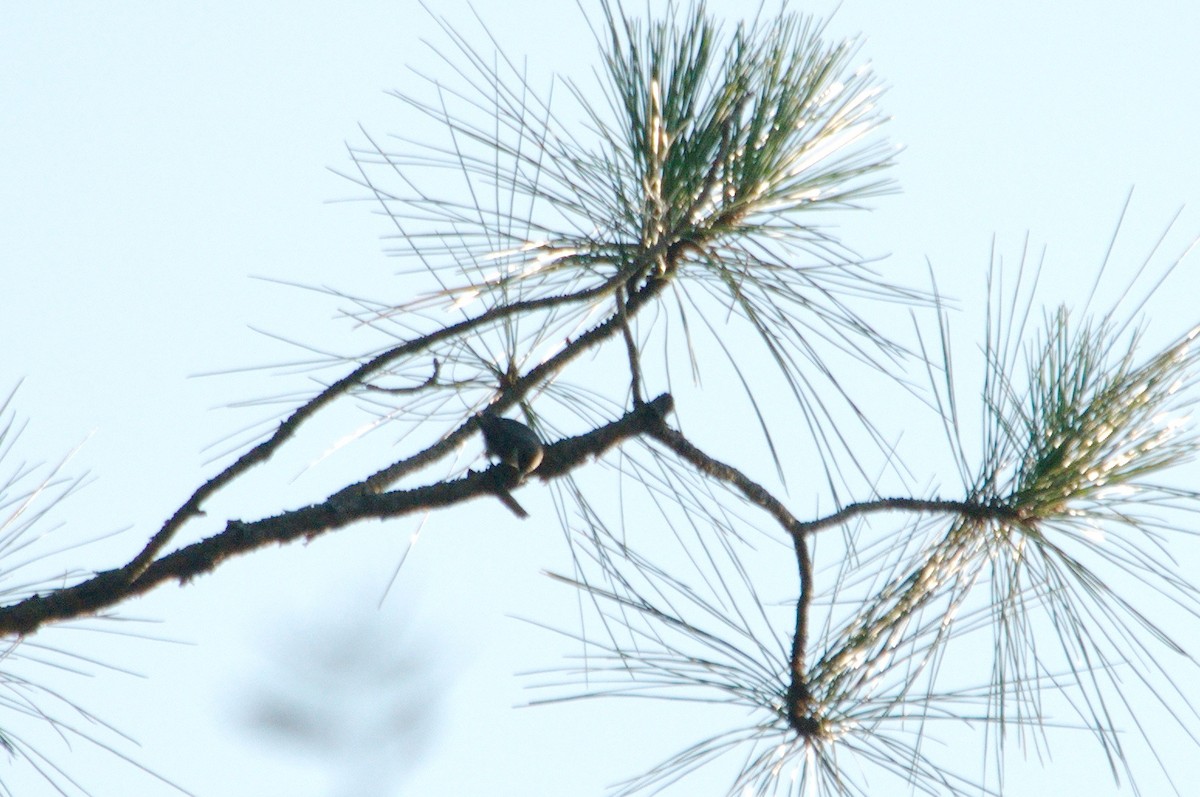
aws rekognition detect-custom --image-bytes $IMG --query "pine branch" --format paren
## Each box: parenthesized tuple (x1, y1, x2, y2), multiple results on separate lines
(0, 396, 675, 636)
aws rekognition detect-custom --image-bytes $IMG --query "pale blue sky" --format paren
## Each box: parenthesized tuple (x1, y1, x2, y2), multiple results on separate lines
(3, 2, 1200, 795)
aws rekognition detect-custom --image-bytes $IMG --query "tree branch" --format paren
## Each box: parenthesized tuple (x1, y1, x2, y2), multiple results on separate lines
(119, 272, 633, 584)
(644, 416, 1026, 735)
(351, 245, 685, 495)
(646, 419, 1022, 538)
(0, 394, 675, 637)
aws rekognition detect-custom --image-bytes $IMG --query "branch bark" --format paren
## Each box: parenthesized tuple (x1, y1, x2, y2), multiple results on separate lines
(0, 394, 675, 637)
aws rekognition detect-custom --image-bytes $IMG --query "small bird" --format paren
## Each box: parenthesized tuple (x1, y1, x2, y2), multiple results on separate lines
(476, 411, 544, 517)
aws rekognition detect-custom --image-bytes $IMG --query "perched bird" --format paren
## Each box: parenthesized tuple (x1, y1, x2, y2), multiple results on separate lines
(477, 412, 544, 477)
(476, 412, 544, 517)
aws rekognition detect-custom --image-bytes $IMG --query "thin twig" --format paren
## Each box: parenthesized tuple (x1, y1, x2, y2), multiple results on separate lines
(615, 285, 646, 404)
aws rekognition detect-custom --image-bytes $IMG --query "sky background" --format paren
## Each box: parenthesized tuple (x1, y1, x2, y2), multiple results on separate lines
(3, 1, 1200, 795)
